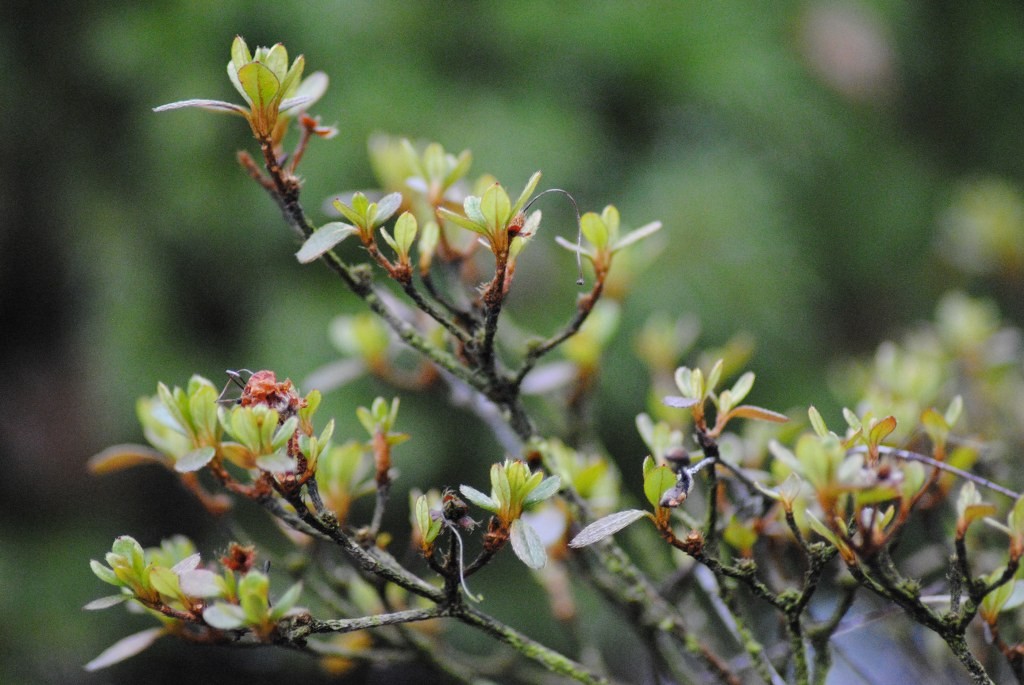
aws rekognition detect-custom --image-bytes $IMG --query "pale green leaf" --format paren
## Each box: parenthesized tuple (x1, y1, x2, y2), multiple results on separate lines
(237, 61, 280, 110)
(524, 475, 560, 506)
(84, 627, 165, 671)
(459, 484, 498, 513)
(612, 220, 662, 252)
(152, 99, 248, 115)
(373, 192, 404, 227)
(510, 171, 542, 216)
(296, 222, 357, 263)
(83, 594, 128, 610)
(510, 518, 547, 569)
(203, 602, 247, 630)
(568, 509, 648, 548)
(174, 446, 215, 473)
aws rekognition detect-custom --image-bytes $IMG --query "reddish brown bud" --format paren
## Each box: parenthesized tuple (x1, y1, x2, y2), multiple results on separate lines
(240, 370, 307, 419)
(221, 543, 257, 573)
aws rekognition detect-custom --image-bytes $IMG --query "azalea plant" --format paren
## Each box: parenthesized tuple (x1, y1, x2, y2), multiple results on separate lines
(86, 37, 1024, 685)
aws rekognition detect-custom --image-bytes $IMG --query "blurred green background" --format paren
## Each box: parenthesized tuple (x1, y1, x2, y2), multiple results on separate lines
(4, 1, 1024, 683)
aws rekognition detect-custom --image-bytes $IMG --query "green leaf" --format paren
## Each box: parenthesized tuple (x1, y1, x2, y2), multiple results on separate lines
(1009, 496, 1024, 536)
(152, 99, 248, 116)
(438, 207, 486, 234)
(373, 192, 404, 227)
(706, 359, 724, 395)
(900, 461, 926, 501)
(480, 183, 512, 231)
(270, 582, 303, 620)
(91, 560, 121, 587)
(643, 465, 677, 509)
(568, 509, 648, 548)
(148, 565, 181, 598)
(231, 36, 252, 71)
(510, 518, 547, 569)
(296, 222, 357, 263)
(459, 484, 498, 513)
(263, 43, 289, 81)
(524, 475, 560, 506)
(87, 444, 169, 473)
(239, 572, 270, 624)
(279, 55, 304, 96)
(83, 594, 128, 611)
(806, 511, 840, 547)
(229, 408, 261, 450)
(256, 449, 296, 473)
(464, 195, 486, 225)
(333, 198, 367, 228)
(945, 395, 964, 428)
(808, 406, 829, 438)
(237, 61, 280, 110)
(662, 395, 699, 409)
(84, 627, 165, 672)
(285, 71, 328, 112)
(725, 405, 789, 424)
(394, 212, 418, 254)
(444, 150, 473, 188)
(728, 372, 755, 405)
(179, 569, 224, 598)
(982, 571, 1015, 619)
(510, 171, 542, 216)
(868, 416, 897, 446)
(580, 212, 609, 251)
(612, 221, 662, 252)
(271, 417, 299, 450)
(174, 446, 215, 473)
(491, 464, 512, 509)
(203, 602, 247, 630)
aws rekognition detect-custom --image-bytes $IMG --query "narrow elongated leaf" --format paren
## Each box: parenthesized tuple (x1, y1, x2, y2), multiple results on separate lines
(510, 171, 542, 216)
(174, 446, 216, 473)
(90, 559, 121, 586)
(553, 235, 595, 259)
(373, 192, 404, 227)
(725, 405, 789, 424)
(270, 582, 303, 620)
(379, 227, 399, 253)
(729, 372, 755, 405)
(662, 395, 699, 409)
(438, 207, 487, 234)
(296, 222, 357, 263)
(510, 519, 547, 569)
(83, 594, 128, 611)
(459, 484, 498, 512)
(152, 99, 248, 115)
(87, 444, 169, 473)
(568, 509, 648, 548)
(231, 36, 252, 71)
(278, 95, 314, 114)
(84, 627, 165, 671)
(612, 221, 662, 251)
(524, 475, 561, 506)
(808, 406, 829, 438)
